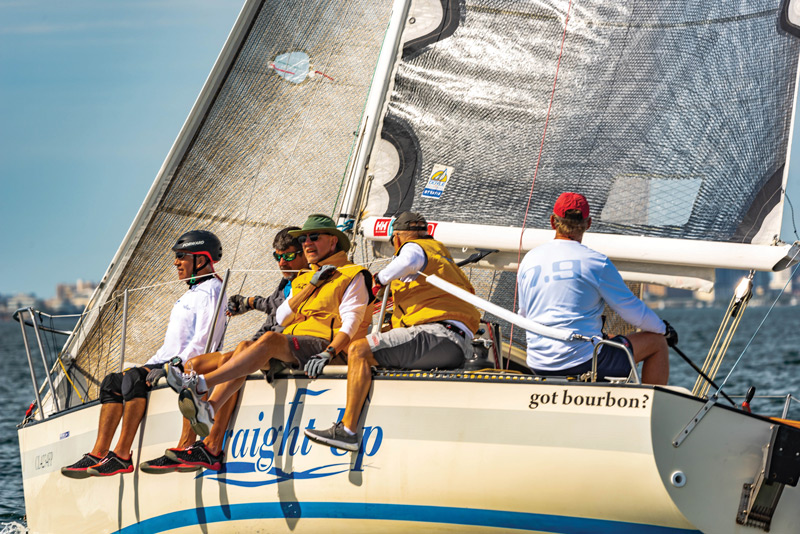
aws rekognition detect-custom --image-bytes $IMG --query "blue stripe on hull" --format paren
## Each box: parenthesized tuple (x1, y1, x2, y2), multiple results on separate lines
(115, 502, 701, 533)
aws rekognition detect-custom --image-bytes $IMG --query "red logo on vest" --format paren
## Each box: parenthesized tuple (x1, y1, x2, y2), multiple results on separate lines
(374, 218, 392, 237)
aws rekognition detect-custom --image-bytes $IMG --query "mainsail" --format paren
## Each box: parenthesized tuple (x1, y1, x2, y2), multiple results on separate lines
(360, 0, 800, 289)
(60, 0, 396, 403)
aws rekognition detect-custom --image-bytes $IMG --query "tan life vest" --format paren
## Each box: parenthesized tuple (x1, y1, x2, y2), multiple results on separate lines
(390, 238, 481, 333)
(284, 251, 372, 343)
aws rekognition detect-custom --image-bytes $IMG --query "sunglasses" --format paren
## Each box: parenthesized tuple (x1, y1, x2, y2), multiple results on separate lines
(273, 251, 299, 262)
(175, 251, 193, 259)
(297, 233, 329, 245)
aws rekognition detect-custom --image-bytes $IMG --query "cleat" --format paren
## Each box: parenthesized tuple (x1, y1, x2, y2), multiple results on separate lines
(178, 388, 214, 438)
(139, 454, 200, 474)
(165, 441, 223, 471)
(86, 451, 133, 477)
(60, 453, 103, 479)
(304, 421, 359, 452)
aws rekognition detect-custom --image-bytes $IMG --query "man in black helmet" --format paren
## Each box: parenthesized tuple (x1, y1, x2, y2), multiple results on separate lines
(61, 230, 227, 478)
(155, 227, 309, 472)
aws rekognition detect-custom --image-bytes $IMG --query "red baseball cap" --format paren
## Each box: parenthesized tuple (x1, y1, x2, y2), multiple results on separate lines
(553, 192, 590, 219)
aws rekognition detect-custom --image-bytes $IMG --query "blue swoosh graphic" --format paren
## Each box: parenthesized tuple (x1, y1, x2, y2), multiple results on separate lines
(196, 462, 352, 487)
(114, 502, 702, 533)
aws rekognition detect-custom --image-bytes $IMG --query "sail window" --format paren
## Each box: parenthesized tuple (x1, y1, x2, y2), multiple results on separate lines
(601, 175, 702, 227)
(270, 51, 311, 84)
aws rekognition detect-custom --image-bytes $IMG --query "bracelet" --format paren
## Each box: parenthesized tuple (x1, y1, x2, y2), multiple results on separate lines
(325, 346, 336, 355)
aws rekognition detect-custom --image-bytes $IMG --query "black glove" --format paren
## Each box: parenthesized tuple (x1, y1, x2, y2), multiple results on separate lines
(310, 265, 337, 287)
(146, 366, 167, 386)
(227, 294, 250, 315)
(663, 320, 679, 347)
(304, 348, 334, 378)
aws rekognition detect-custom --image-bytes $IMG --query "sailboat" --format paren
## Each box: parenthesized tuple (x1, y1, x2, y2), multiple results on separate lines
(15, 0, 800, 532)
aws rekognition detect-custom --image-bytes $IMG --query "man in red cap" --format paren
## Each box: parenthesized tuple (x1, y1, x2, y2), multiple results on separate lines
(516, 192, 676, 384)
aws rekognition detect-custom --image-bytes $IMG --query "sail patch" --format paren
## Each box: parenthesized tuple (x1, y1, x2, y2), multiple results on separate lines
(422, 164, 454, 199)
(601, 175, 702, 227)
(270, 52, 332, 84)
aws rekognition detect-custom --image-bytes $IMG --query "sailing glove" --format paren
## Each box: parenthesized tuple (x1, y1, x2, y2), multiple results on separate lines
(146, 366, 167, 387)
(310, 265, 337, 287)
(304, 347, 335, 378)
(227, 295, 250, 316)
(663, 320, 679, 347)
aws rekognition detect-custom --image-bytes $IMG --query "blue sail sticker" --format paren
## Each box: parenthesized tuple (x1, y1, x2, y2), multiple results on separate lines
(422, 164, 454, 199)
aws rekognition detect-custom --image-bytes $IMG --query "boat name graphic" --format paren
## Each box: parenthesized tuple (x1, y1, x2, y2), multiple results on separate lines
(200, 387, 383, 487)
(528, 389, 650, 410)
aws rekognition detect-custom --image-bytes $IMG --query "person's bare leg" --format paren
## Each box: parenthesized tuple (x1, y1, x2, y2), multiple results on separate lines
(111, 398, 147, 458)
(90, 403, 123, 457)
(627, 332, 669, 385)
(342, 339, 379, 431)
(202, 332, 293, 393)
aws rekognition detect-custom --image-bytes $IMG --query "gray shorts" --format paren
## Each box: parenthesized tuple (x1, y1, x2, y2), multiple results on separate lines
(286, 335, 329, 366)
(365, 323, 470, 370)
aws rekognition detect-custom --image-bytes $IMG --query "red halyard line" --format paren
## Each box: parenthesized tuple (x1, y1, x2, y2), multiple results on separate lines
(507, 1, 574, 367)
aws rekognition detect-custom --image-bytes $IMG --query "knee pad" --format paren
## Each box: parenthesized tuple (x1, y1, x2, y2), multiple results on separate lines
(121, 368, 150, 402)
(99, 372, 124, 404)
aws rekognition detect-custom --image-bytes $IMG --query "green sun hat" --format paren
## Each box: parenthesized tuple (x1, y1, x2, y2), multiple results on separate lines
(289, 214, 351, 252)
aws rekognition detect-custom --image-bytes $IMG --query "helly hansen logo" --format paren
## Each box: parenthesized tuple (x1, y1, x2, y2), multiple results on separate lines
(374, 218, 391, 237)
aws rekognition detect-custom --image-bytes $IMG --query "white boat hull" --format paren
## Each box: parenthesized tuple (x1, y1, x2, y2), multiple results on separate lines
(18, 374, 800, 533)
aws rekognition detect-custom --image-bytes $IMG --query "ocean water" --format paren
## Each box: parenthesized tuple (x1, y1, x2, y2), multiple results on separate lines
(1, 305, 800, 530)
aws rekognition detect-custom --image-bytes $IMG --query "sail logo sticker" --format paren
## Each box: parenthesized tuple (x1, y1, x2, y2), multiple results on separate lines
(197, 387, 383, 487)
(422, 164, 454, 199)
(374, 218, 392, 237)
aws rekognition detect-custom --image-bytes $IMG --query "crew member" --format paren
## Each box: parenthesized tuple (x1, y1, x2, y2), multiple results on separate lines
(61, 230, 226, 477)
(516, 192, 676, 384)
(304, 211, 481, 452)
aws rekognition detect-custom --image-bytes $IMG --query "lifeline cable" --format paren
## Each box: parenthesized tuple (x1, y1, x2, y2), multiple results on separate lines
(506, 0, 574, 368)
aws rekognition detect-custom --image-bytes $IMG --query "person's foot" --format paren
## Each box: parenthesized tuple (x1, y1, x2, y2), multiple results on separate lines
(166, 364, 188, 394)
(139, 454, 201, 474)
(178, 387, 214, 438)
(60, 453, 103, 479)
(165, 441, 223, 470)
(86, 451, 133, 476)
(304, 421, 359, 452)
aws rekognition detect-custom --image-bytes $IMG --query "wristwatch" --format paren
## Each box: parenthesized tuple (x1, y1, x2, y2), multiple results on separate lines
(325, 346, 336, 356)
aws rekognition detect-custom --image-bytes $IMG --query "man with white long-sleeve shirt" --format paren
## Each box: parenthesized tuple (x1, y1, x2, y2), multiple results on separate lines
(168, 214, 373, 438)
(61, 230, 226, 478)
(304, 211, 481, 452)
(517, 192, 676, 384)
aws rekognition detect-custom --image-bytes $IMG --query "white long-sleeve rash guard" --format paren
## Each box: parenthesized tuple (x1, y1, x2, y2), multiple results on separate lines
(144, 277, 226, 367)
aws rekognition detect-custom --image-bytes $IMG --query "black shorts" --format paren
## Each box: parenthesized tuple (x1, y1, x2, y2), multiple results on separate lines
(285, 336, 329, 366)
(533, 335, 634, 380)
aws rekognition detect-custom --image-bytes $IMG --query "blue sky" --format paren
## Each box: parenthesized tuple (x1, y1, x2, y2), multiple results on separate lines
(0, 0, 242, 298)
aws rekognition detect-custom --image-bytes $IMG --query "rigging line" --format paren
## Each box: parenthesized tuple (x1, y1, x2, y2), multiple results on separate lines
(737, 185, 782, 243)
(506, 0, 573, 368)
(714, 248, 800, 395)
(784, 189, 800, 241)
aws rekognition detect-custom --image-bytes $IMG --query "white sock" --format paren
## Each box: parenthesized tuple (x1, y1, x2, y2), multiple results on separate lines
(343, 425, 356, 436)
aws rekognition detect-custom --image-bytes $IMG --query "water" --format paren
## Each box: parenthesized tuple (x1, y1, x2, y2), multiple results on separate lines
(2, 306, 800, 530)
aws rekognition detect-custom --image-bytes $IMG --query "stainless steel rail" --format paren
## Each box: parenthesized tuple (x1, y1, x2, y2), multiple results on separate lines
(590, 338, 641, 385)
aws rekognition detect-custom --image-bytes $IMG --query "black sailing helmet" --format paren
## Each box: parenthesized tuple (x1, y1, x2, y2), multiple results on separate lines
(172, 230, 223, 285)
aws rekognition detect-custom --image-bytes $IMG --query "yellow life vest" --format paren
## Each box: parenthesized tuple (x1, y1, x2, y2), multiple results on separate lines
(390, 238, 481, 333)
(284, 251, 372, 343)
